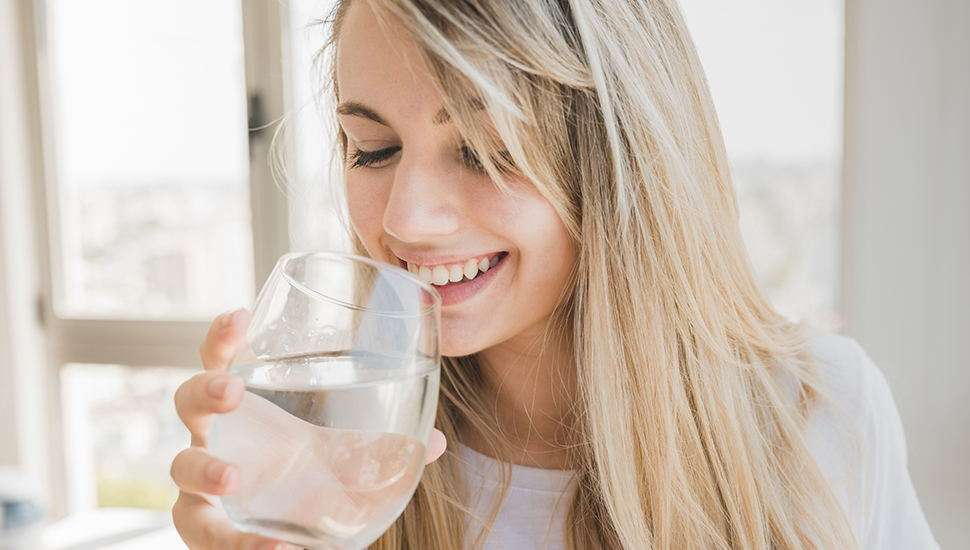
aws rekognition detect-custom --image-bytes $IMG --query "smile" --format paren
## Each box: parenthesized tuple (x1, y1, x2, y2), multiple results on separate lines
(407, 254, 503, 287)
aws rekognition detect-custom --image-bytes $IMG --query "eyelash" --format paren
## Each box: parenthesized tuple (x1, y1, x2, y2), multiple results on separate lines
(461, 146, 518, 174)
(459, 146, 485, 171)
(349, 146, 401, 169)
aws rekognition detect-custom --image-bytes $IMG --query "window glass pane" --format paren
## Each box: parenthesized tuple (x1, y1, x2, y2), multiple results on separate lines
(60, 364, 194, 514)
(286, 0, 350, 253)
(679, 0, 844, 325)
(43, 0, 254, 319)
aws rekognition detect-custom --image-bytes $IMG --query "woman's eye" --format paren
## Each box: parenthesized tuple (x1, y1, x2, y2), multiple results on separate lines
(349, 146, 401, 169)
(459, 146, 515, 173)
(458, 146, 485, 171)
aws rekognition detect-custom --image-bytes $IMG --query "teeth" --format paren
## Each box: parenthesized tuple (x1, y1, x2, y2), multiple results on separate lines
(418, 265, 433, 284)
(406, 255, 501, 287)
(463, 259, 478, 279)
(432, 266, 449, 286)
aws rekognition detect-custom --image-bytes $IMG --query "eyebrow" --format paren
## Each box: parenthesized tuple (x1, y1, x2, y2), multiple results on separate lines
(432, 98, 485, 125)
(337, 99, 486, 127)
(336, 102, 390, 126)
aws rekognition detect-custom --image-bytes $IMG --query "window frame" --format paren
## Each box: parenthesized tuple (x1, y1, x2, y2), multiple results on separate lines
(19, 0, 294, 518)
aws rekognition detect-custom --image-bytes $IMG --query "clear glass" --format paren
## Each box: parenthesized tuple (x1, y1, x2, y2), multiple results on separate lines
(209, 252, 441, 550)
(42, 0, 254, 319)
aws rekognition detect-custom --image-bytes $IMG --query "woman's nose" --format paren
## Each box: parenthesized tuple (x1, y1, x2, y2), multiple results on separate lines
(382, 153, 462, 243)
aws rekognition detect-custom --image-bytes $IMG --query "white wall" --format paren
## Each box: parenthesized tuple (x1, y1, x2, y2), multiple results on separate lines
(843, 0, 970, 547)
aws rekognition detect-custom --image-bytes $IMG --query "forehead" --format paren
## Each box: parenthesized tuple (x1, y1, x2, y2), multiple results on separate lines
(335, 2, 433, 104)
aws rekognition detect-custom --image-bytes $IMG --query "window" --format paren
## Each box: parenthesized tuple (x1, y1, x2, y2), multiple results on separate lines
(679, 0, 845, 325)
(42, 0, 255, 320)
(59, 364, 195, 512)
(285, 0, 348, 253)
(29, 0, 291, 519)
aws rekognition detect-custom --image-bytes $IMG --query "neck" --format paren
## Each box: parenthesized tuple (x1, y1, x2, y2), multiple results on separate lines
(462, 323, 577, 470)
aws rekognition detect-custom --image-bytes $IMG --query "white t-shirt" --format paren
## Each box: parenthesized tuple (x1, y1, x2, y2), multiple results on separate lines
(461, 334, 940, 550)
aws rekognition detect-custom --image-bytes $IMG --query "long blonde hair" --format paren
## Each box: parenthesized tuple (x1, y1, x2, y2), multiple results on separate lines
(325, 1, 857, 548)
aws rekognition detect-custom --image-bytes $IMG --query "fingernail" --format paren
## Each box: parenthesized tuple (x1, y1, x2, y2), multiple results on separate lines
(220, 309, 240, 328)
(224, 465, 239, 488)
(209, 377, 231, 398)
(207, 462, 228, 484)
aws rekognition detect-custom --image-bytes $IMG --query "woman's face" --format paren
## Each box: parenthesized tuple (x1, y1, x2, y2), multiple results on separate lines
(336, 2, 577, 357)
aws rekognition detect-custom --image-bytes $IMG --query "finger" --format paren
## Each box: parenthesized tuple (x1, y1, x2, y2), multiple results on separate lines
(173, 492, 285, 550)
(175, 372, 245, 439)
(171, 446, 240, 496)
(200, 309, 251, 372)
(426, 428, 447, 464)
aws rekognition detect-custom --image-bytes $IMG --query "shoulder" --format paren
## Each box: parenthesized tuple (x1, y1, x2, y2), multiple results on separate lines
(802, 333, 897, 453)
(802, 334, 939, 550)
(808, 333, 884, 410)
(805, 333, 911, 464)
(805, 333, 917, 454)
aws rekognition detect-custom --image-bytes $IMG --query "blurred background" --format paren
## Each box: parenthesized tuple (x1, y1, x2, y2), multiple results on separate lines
(0, 0, 966, 548)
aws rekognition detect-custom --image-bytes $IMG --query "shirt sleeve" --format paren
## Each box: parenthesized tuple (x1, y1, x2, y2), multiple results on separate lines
(855, 345, 940, 550)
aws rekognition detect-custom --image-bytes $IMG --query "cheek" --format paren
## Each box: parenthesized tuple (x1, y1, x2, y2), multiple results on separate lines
(499, 185, 576, 267)
(509, 196, 578, 310)
(526, 212, 577, 298)
(345, 177, 388, 250)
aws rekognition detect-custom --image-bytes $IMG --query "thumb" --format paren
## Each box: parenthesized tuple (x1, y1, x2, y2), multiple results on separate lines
(425, 429, 447, 464)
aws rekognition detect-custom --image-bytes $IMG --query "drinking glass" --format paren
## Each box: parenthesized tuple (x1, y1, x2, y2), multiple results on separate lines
(209, 251, 441, 550)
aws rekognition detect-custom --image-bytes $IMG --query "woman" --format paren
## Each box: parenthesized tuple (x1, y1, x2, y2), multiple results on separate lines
(171, 0, 939, 548)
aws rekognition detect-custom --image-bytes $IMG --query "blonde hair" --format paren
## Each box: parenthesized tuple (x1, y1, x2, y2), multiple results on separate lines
(325, 0, 858, 548)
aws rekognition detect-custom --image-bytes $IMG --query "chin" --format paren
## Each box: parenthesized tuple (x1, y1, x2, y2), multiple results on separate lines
(440, 341, 483, 359)
(439, 328, 489, 359)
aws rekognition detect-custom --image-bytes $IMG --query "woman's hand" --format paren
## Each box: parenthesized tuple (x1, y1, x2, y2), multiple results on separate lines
(171, 309, 282, 550)
(170, 309, 447, 550)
